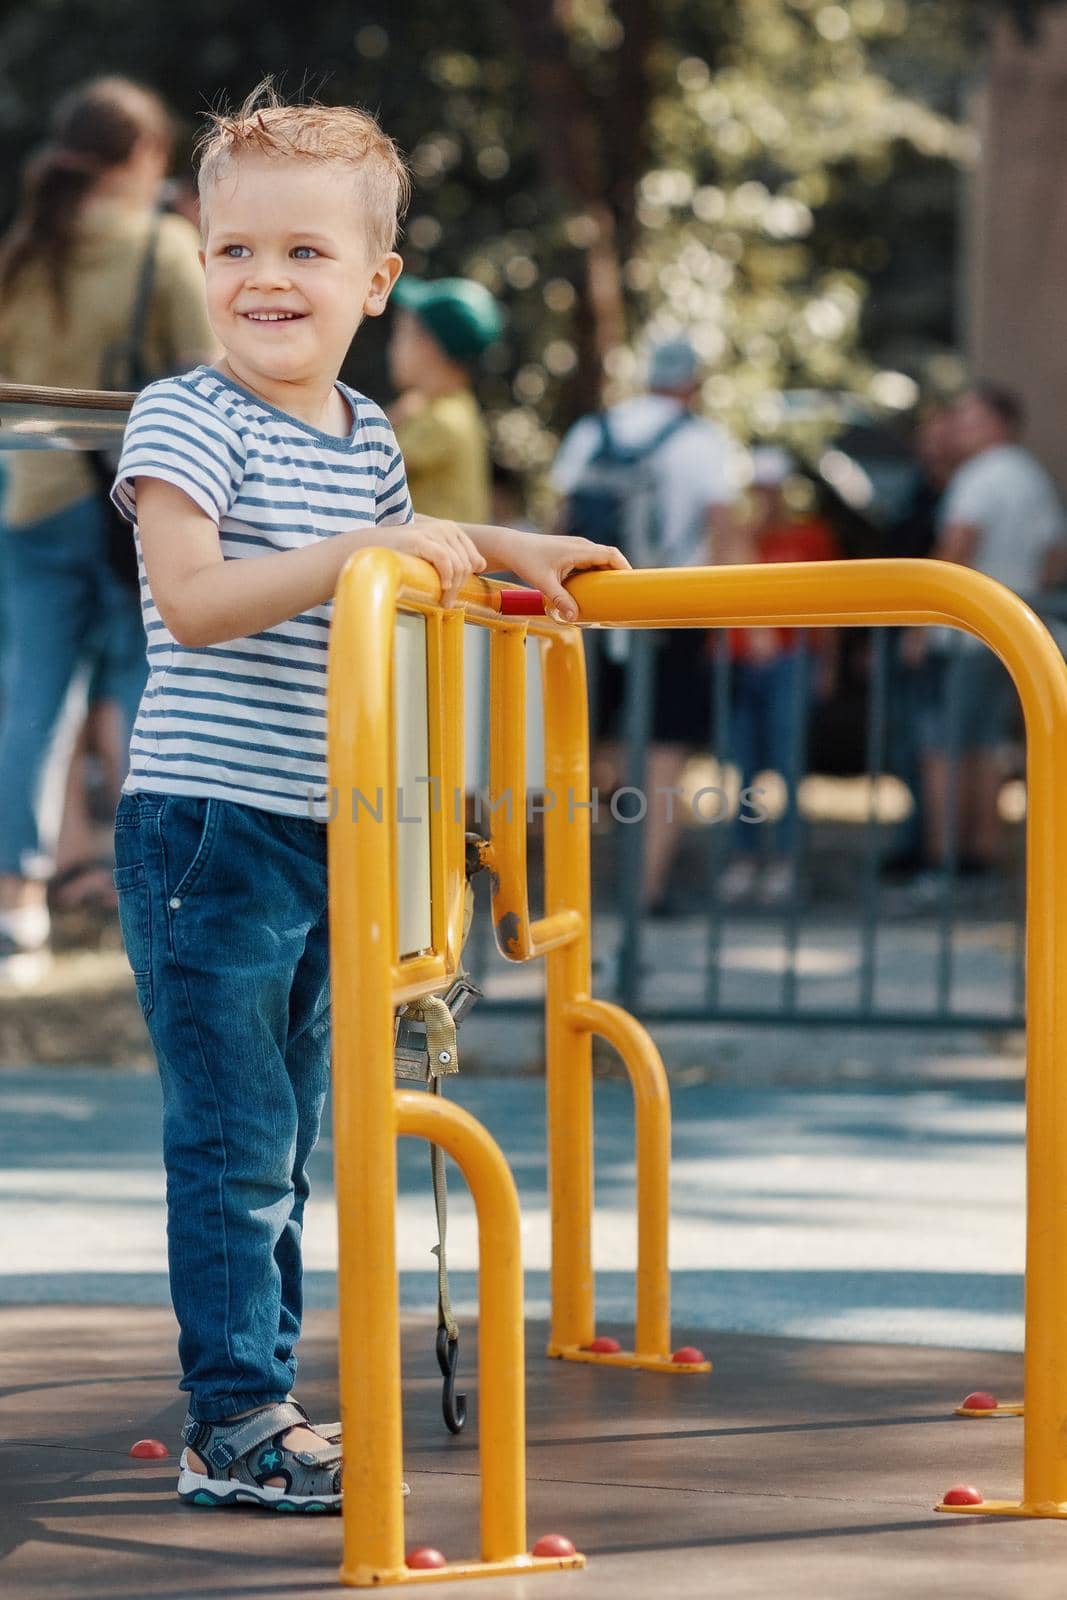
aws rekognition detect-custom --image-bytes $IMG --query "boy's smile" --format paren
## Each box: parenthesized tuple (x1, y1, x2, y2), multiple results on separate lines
(240, 310, 306, 323)
(199, 154, 401, 428)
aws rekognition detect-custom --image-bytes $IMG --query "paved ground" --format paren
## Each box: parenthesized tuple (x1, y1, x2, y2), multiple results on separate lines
(0, 1068, 1025, 1351)
(0, 1308, 1047, 1600)
(0, 1020, 1039, 1595)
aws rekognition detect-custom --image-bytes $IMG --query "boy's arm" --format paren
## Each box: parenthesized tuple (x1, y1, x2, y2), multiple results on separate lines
(454, 521, 630, 622)
(135, 478, 486, 647)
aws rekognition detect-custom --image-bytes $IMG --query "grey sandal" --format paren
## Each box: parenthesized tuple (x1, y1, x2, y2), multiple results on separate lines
(178, 1400, 342, 1512)
(287, 1396, 341, 1446)
(283, 1401, 409, 1495)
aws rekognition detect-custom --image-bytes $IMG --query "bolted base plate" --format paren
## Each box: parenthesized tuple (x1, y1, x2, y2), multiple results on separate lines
(954, 1401, 1024, 1419)
(936, 1499, 1067, 1519)
(340, 1551, 586, 1587)
(547, 1341, 712, 1374)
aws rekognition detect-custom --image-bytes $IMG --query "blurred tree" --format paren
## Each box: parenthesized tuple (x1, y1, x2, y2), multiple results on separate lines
(0, 0, 1036, 469)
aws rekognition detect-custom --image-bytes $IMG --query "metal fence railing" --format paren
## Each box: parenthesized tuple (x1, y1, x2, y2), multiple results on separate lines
(470, 605, 1054, 1031)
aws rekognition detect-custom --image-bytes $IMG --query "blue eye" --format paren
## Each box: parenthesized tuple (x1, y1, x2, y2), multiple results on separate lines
(223, 245, 249, 258)
(292, 246, 319, 259)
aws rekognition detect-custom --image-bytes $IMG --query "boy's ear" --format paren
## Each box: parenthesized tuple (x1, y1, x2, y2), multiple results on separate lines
(363, 252, 404, 319)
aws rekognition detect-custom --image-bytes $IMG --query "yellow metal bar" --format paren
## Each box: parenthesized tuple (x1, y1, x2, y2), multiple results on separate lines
(424, 608, 448, 963)
(564, 558, 1067, 1512)
(330, 548, 1067, 1528)
(488, 625, 531, 959)
(443, 611, 467, 969)
(539, 628, 596, 1352)
(563, 998, 674, 1362)
(328, 547, 407, 1586)
(329, 548, 585, 1586)
(486, 627, 583, 962)
(395, 1091, 530, 1564)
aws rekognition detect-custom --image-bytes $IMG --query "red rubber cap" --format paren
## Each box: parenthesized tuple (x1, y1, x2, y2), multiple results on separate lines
(584, 1336, 622, 1354)
(672, 1346, 706, 1365)
(532, 1533, 577, 1559)
(961, 1391, 999, 1412)
(943, 1484, 984, 1506)
(406, 1547, 448, 1570)
(499, 587, 545, 616)
(129, 1438, 169, 1459)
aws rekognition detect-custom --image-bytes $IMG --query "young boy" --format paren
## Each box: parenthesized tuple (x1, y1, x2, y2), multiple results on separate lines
(110, 82, 627, 1513)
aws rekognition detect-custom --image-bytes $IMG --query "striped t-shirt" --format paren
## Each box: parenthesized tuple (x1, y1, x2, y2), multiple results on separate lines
(112, 363, 413, 819)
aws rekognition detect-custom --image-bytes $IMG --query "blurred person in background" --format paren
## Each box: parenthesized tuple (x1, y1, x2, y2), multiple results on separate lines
(912, 382, 1067, 890)
(717, 447, 839, 907)
(489, 461, 533, 533)
(552, 337, 744, 914)
(880, 399, 961, 879)
(386, 276, 502, 522)
(0, 76, 215, 974)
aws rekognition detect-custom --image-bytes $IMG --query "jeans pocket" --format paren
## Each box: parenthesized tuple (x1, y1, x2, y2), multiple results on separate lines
(162, 797, 220, 905)
(114, 861, 153, 1018)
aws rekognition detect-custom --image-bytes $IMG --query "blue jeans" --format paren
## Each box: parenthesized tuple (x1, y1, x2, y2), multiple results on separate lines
(0, 496, 147, 876)
(113, 791, 332, 1421)
(730, 651, 811, 856)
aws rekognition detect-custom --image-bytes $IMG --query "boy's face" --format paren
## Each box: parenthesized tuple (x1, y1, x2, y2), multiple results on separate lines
(199, 155, 401, 391)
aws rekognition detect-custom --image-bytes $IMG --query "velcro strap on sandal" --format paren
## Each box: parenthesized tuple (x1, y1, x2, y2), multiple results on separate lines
(184, 1401, 307, 1475)
(290, 1440, 343, 1468)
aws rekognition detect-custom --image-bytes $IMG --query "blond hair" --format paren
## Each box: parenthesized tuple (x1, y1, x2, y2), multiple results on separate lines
(194, 77, 411, 256)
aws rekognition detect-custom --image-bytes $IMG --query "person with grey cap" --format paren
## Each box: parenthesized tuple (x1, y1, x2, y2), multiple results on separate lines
(387, 276, 502, 524)
(551, 336, 744, 914)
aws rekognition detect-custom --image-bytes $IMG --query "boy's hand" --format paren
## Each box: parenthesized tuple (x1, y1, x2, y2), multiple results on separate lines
(494, 530, 630, 623)
(384, 515, 487, 606)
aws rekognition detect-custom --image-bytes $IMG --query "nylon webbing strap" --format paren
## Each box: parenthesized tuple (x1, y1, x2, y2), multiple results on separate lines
(402, 993, 459, 1079)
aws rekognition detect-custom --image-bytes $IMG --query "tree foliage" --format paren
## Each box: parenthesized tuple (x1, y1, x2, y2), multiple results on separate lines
(0, 1, 1037, 467)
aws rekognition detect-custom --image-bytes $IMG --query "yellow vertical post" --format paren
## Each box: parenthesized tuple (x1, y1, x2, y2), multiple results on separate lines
(564, 998, 672, 1361)
(394, 1092, 530, 1562)
(442, 609, 468, 969)
(489, 626, 531, 959)
(539, 629, 596, 1353)
(328, 548, 407, 1586)
(567, 557, 1067, 1510)
(1014, 600, 1067, 1514)
(328, 552, 586, 1583)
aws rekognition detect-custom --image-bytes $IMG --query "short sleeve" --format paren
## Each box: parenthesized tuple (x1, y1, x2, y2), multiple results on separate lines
(376, 439, 414, 525)
(549, 417, 599, 495)
(111, 378, 244, 527)
(940, 458, 987, 528)
(674, 422, 738, 508)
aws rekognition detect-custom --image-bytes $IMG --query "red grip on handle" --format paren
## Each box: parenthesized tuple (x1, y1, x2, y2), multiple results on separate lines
(499, 587, 546, 616)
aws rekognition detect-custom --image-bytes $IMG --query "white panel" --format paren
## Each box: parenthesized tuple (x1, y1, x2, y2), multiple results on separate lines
(394, 613, 433, 958)
(526, 636, 545, 790)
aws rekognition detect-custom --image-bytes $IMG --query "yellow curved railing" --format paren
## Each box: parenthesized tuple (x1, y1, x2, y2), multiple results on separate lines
(327, 555, 1067, 1586)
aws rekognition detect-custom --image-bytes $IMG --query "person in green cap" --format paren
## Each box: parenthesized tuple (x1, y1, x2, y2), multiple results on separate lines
(387, 276, 502, 523)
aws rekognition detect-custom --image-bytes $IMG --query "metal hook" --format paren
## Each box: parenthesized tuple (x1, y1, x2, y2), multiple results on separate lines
(436, 1323, 467, 1434)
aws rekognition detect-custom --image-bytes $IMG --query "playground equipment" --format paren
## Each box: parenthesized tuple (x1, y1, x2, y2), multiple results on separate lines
(327, 547, 1067, 1586)
(327, 550, 714, 1587)
(2, 385, 1063, 1569)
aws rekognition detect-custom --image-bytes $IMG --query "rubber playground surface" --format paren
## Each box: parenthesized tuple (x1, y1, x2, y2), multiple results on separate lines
(0, 1307, 1056, 1600)
(0, 1061, 1046, 1596)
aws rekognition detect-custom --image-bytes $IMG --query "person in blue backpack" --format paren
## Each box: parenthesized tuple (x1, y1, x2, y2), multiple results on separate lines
(551, 338, 743, 913)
